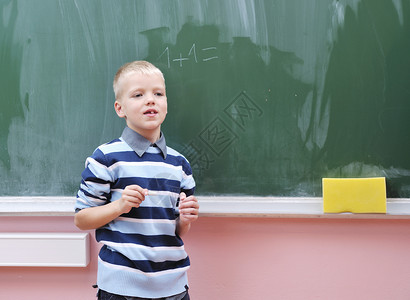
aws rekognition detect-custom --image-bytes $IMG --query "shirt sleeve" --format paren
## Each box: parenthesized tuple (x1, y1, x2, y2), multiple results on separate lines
(180, 158, 196, 197)
(75, 148, 113, 211)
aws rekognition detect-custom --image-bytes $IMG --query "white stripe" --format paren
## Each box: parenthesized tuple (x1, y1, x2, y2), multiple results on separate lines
(112, 189, 178, 199)
(149, 190, 178, 198)
(75, 196, 88, 206)
(101, 240, 185, 252)
(181, 171, 191, 180)
(99, 140, 132, 153)
(108, 161, 182, 172)
(86, 157, 113, 181)
(77, 190, 106, 205)
(146, 147, 162, 154)
(83, 181, 110, 194)
(80, 183, 108, 201)
(85, 157, 106, 169)
(98, 256, 190, 277)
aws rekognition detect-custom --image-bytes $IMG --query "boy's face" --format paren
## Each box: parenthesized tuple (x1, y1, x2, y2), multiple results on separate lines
(114, 72, 167, 142)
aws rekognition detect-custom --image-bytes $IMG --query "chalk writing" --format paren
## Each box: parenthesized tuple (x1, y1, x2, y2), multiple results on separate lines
(201, 47, 218, 62)
(173, 53, 190, 67)
(158, 43, 219, 68)
(188, 44, 198, 63)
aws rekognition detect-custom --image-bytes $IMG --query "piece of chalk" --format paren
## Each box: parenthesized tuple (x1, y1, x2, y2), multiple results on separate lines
(322, 177, 386, 213)
(148, 190, 159, 196)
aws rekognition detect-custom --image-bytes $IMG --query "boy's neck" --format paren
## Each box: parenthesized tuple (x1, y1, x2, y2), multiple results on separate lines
(146, 134, 160, 144)
(133, 128, 161, 144)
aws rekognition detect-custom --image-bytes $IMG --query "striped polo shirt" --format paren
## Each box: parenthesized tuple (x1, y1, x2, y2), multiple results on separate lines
(75, 127, 195, 298)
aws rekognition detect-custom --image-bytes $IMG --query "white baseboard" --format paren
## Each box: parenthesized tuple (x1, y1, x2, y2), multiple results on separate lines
(0, 232, 90, 267)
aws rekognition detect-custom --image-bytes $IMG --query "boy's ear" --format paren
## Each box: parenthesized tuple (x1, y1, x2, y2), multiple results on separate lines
(114, 100, 125, 118)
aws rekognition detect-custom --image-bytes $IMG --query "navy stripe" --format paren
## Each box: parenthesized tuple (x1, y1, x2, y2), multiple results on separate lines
(80, 178, 111, 200)
(79, 188, 110, 202)
(99, 245, 190, 273)
(173, 156, 193, 176)
(91, 148, 108, 165)
(81, 169, 109, 185)
(96, 229, 184, 247)
(106, 151, 167, 164)
(122, 206, 176, 220)
(114, 177, 181, 193)
(181, 188, 195, 197)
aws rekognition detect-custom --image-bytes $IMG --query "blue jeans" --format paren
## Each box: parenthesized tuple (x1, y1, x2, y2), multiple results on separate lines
(97, 289, 190, 300)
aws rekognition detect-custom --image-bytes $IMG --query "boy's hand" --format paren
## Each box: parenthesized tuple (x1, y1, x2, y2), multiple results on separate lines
(178, 192, 199, 225)
(118, 185, 148, 214)
(74, 185, 148, 230)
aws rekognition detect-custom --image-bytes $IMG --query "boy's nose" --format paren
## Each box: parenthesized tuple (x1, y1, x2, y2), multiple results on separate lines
(145, 95, 155, 105)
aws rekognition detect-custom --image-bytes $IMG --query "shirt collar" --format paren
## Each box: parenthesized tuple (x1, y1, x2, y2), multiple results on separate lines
(121, 127, 167, 159)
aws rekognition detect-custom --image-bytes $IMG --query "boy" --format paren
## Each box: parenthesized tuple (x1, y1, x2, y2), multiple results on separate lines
(75, 61, 199, 300)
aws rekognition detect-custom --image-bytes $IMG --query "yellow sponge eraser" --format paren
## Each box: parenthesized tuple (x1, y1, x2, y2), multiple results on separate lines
(322, 177, 386, 213)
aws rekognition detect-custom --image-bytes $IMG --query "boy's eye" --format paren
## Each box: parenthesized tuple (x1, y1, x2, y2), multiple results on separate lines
(155, 92, 164, 96)
(133, 94, 142, 98)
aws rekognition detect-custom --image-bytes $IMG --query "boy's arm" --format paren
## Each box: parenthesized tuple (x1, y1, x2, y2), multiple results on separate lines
(75, 185, 148, 230)
(176, 192, 199, 236)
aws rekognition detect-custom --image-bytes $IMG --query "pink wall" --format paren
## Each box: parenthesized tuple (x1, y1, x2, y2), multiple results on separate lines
(1, 216, 410, 300)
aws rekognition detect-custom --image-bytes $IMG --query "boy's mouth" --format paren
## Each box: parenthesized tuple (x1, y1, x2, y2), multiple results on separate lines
(144, 109, 158, 116)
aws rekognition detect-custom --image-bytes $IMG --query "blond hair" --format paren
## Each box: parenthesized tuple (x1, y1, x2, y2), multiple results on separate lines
(113, 61, 165, 100)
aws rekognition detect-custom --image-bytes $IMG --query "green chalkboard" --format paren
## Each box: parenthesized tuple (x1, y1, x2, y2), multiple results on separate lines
(1, 0, 410, 197)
